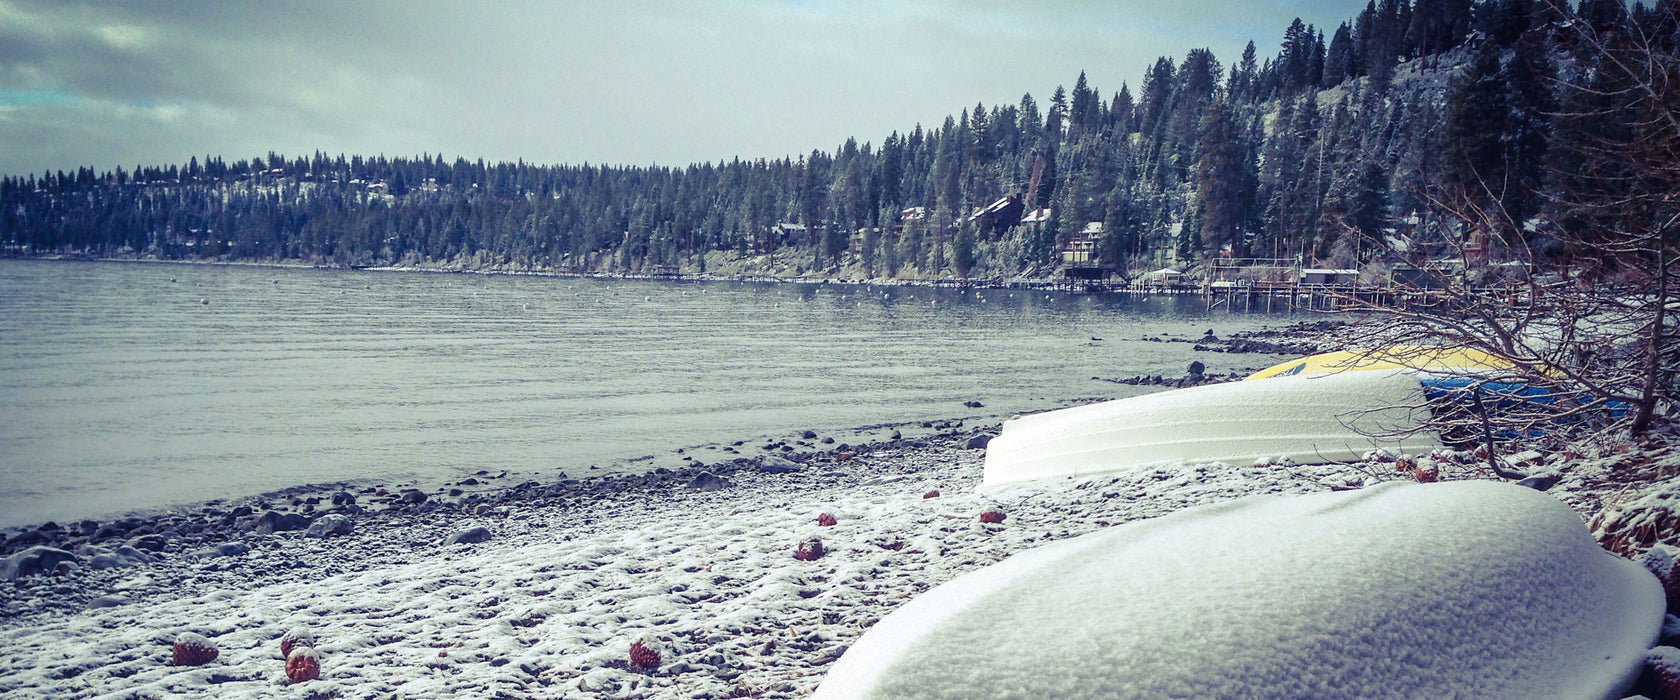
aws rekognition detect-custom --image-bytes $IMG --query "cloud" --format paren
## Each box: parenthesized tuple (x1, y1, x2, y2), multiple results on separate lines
(0, 0, 1366, 177)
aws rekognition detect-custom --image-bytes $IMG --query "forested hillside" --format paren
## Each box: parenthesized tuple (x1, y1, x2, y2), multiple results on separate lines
(1, 0, 1672, 284)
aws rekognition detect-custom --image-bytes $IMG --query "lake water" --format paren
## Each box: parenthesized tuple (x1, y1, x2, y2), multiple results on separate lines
(0, 259, 1285, 528)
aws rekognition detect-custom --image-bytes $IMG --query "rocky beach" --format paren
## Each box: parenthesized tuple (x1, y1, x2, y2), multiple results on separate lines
(1, 419, 1677, 698)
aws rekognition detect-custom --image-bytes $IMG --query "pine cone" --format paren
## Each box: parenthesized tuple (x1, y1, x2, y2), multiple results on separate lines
(629, 639, 662, 669)
(1663, 559, 1680, 615)
(171, 632, 218, 666)
(286, 646, 321, 683)
(795, 536, 824, 561)
(1645, 647, 1680, 700)
(279, 627, 315, 659)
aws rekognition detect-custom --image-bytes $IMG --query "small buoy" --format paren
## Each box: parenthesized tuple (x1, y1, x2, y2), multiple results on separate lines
(200, 298, 209, 305)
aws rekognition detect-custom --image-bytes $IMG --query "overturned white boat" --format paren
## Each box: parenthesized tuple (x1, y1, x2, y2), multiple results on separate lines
(980, 370, 1442, 490)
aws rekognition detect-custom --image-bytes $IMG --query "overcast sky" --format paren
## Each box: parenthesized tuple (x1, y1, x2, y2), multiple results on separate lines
(0, 0, 1361, 178)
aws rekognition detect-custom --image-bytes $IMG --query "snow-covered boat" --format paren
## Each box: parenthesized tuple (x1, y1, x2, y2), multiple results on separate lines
(979, 370, 1442, 491)
(1244, 345, 1520, 380)
(815, 481, 1661, 699)
(1247, 347, 1604, 428)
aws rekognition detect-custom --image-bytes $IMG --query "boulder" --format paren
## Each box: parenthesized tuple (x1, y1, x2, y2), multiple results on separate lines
(759, 456, 803, 474)
(965, 434, 992, 450)
(686, 472, 732, 492)
(4, 530, 49, 550)
(88, 545, 155, 570)
(126, 534, 168, 552)
(446, 526, 493, 545)
(2, 546, 79, 580)
(91, 523, 129, 541)
(304, 515, 353, 538)
(252, 511, 312, 534)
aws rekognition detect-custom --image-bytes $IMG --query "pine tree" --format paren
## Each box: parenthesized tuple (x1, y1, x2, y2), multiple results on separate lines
(1280, 18, 1311, 92)
(1070, 72, 1097, 137)
(798, 149, 828, 265)
(1110, 85, 1136, 135)
(1196, 99, 1250, 254)
(1231, 41, 1259, 101)
(1440, 39, 1550, 236)
(951, 218, 976, 277)
(1325, 24, 1356, 86)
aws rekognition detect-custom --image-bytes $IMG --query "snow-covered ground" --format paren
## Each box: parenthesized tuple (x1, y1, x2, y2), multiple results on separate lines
(2, 422, 1676, 699)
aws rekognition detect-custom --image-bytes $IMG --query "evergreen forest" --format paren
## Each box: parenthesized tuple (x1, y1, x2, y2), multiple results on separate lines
(2, 0, 1675, 287)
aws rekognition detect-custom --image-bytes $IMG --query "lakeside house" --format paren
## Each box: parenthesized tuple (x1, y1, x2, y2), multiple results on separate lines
(1019, 207, 1052, 234)
(968, 194, 1025, 231)
(1062, 236, 1096, 265)
(774, 222, 811, 246)
(1061, 222, 1120, 282)
(894, 207, 927, 235)
(1144, 267, 1184, 286)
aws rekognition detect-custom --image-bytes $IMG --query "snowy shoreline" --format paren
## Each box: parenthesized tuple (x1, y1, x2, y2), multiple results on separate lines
(4, 419, 1675, 698)
(0, 427, 1384, 699)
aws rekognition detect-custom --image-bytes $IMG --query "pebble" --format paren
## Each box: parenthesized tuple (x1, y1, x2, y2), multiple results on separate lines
(686, 472, 733, 492)
(126, 534, 168, 552)
(186, 542, 249, 560)
(85, 594, 130, 609)
(446, 526, 493, 545)
(252, 511, 311, 534)
(758, 456, 803, 474)
(305, 515, 354, 538)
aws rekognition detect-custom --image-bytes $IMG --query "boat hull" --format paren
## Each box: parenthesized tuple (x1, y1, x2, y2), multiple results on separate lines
(981, 371, 1442, 490)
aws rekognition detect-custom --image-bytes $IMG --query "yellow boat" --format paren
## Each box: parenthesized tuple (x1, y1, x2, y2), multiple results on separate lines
(1245, 346, 1520, 380)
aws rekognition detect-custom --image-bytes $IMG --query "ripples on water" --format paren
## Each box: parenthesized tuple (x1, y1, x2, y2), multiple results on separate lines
(0, 259, 1284, 526)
